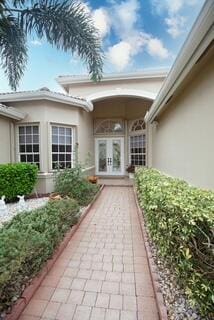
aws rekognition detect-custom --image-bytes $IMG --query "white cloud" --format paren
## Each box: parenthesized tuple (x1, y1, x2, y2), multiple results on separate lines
(108, 41, 132, 71)
(146, 37, 169, 59)
(76, 0, 170, 71)
(151, 0, 200, 38)
(111, 0, 140, 38)
(165, 15, 186, 38)
(92, 8, 111, 38)
(108, 32, 169, 70)
(106, 0, 169, 70)
(151, 0, 198, 15)
(31, 40, 42, 46)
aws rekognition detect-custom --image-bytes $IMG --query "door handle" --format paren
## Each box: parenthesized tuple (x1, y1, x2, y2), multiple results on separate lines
(107, 158, 112, 165)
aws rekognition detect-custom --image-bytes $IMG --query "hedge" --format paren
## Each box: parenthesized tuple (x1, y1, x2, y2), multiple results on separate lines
(135, 168, 214, 317)
(0, 163, 38, 201)
(0, 198, 80, 314)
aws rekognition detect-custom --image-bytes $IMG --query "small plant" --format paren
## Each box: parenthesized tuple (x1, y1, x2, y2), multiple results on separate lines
(54, 165, 99, 206)
(0, 163, 38, 201)
(126, 164, 135, 173)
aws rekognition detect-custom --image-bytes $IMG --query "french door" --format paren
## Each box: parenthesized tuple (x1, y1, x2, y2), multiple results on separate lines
(95, 137, 124, 176)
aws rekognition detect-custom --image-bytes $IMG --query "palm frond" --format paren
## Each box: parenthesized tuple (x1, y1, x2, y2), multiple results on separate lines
(19, 0, 103, 81)
(0, 15, 28, 91)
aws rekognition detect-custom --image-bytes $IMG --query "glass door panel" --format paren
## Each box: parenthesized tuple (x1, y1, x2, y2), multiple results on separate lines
(98, 140, 107, 172)
(112, 140, 121, 172)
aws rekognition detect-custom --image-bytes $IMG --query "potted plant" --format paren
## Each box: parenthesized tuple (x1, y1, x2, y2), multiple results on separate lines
(126, 164, 135, 179)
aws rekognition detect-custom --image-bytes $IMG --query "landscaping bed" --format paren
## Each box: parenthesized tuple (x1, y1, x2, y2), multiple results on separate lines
(135, 168, 214, 320)
(0, 198, 80, 316)
(0, 197, 49, 227)
(0, 164, 101, 317)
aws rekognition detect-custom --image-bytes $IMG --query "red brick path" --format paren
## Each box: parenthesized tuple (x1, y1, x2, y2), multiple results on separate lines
(19, 186, 159, 320)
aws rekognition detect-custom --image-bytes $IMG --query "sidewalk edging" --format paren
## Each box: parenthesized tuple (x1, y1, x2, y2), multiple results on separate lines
(133, 185, 168, 320)
(5, 184, 104, 320)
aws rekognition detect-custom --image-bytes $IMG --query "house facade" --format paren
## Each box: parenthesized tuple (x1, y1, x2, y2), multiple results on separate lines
(0, 70, 166, 193)
(0, 0, 213, 193)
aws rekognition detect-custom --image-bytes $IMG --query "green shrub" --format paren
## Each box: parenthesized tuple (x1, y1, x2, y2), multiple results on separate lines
(135, 168, 214, 317)
(0, 198, 80, 313)
(0, 163, 38, 201)
(54, 166, 99, 206)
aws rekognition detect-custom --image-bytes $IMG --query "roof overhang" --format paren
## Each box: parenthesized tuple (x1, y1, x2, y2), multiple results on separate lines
(0, 90, 92, 112)
(86, 88, 156, 103)
(56, 69, 169, 92)
(145, 0, 214, 123)
(0, 104, 26, 120)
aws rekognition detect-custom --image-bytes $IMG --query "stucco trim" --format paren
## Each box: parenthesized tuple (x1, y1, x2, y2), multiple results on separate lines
(0, 91, 92, 112)
(57, 69, 168, 88)
(146, 0, 214, 123)
(87, 88, 156, 103)
(0, 103, 26, 120)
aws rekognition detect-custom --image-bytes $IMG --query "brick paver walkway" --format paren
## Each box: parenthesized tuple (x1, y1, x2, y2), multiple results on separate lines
(19, 187, 159, 320)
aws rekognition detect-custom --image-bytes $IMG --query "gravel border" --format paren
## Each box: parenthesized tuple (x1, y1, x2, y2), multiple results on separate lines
(0, 197, 49, 227)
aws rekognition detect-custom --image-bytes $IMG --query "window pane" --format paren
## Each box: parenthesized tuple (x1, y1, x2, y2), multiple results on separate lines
(52, 135, 58, 144)
(26, 126, 32, 134)
(59, 127, 65, 135)
(20, 155, 26, 162)
(33, 135, 39, 144)
(33, 126, 39, 134)
(19, 145, 25, 153)
(52, 144, 58, 152)
(33, 145, 39, 153)
(130, 134, 146, 167)
(19, 135, 25, 144)
(34, 154, 39, 162)
(65, 135, 71, 144)
(18, 125, 40, 169)
(66, 145, 71, 152)
(66, 128, 71, 136)
(26, 145, 32, 152)
(52, 126, 58, 135)
(19, 127, 25, 134)
(59, 135, 65, 144)
(52, 154, 58, 161)
(52, 125, 73, 170)
(59, 145, 65, 152)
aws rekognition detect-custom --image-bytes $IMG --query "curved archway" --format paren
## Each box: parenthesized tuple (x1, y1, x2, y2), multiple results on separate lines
(86, 88, 156, 110)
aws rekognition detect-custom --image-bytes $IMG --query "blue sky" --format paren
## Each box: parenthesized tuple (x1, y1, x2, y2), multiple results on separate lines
(0, 0, 205, 93)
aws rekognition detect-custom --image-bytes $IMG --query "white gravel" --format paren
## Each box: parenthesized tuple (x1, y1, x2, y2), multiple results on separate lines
(0, 197, 49, 227)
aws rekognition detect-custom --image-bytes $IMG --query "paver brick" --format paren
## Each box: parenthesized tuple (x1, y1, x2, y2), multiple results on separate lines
(19, 187, 159, 320)
(96, 293, 110, 308)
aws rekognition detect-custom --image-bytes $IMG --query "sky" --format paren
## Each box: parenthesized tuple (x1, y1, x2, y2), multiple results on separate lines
(0, 0, 205, 93)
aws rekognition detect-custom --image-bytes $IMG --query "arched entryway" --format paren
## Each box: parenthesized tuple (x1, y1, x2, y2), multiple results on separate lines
(88, 92, 154, 177)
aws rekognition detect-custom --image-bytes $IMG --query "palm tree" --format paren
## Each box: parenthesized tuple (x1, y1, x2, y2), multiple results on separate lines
(0, 0, 103, 90)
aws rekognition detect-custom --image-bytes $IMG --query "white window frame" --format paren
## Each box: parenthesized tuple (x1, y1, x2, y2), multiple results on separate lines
(16, 123, 40, 169)
(50, 123, 75, 170)
(129, 119, 147, 167)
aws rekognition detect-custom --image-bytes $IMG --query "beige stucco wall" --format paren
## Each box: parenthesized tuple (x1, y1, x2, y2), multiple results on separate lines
(68, 78, 165, 98)
(77, 109, 94, 168)
(0, 116, 12, 163)
(151, 49, 214, 190)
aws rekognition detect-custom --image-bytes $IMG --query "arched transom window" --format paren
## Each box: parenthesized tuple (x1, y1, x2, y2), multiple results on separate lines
(129, 119, 146, 166)
(130, 119, 146, 133)
(94, 119, 124, 135)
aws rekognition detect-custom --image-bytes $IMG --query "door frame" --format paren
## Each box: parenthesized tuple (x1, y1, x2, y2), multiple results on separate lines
(95, 137, 125, 176)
